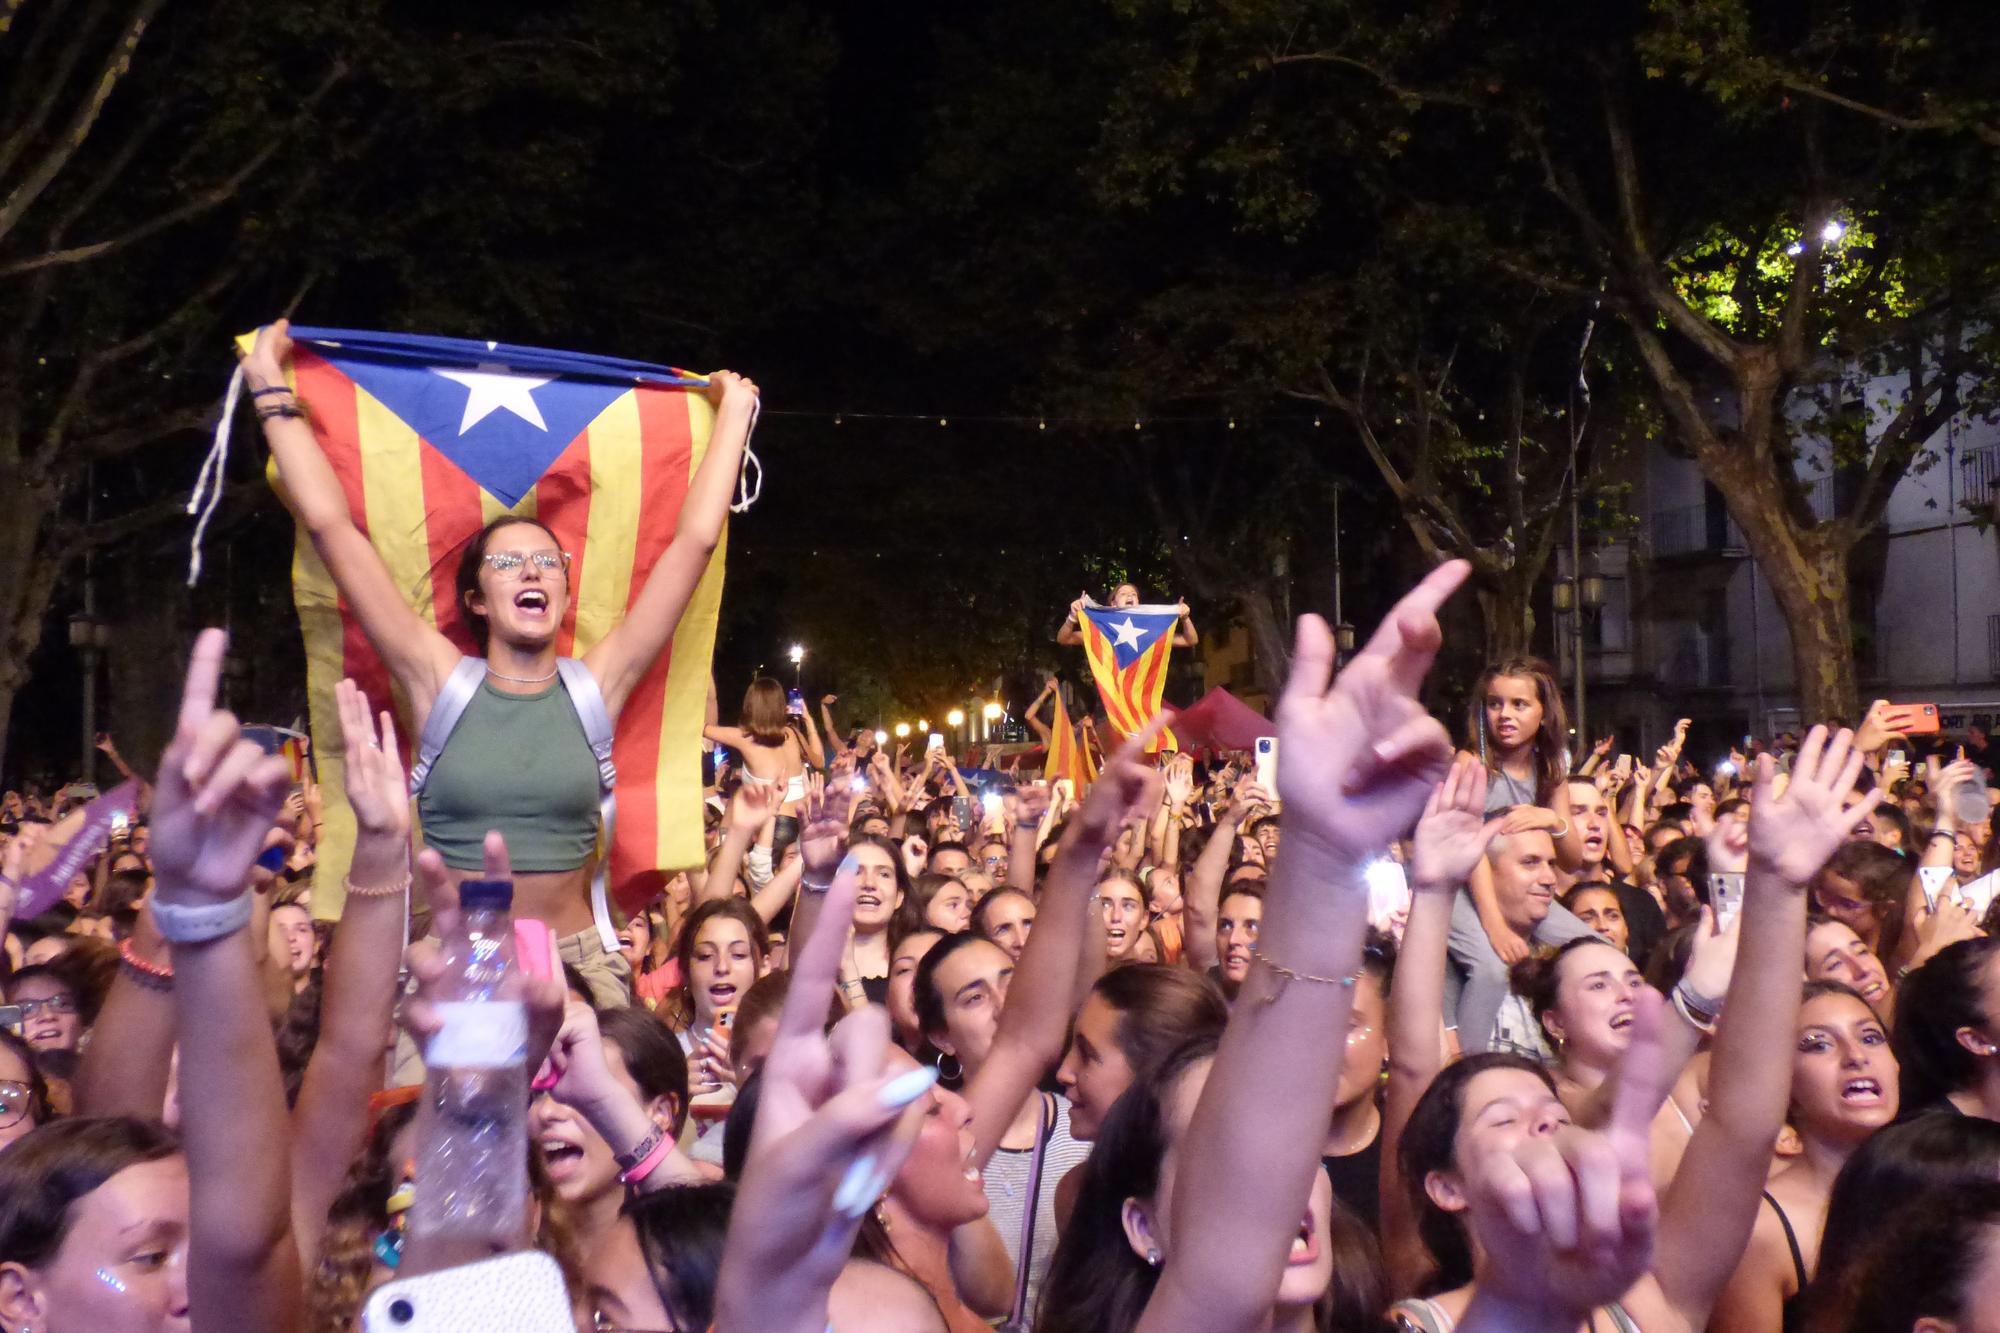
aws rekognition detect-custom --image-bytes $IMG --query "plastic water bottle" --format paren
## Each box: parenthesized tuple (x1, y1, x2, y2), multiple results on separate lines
(409, 879, 528, 1267)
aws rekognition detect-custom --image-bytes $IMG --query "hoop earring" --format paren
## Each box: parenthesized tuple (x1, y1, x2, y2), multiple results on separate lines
(935, 1051, 962, 1082)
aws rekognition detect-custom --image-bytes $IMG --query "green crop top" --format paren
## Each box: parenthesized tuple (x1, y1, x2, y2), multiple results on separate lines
(416, 676, 602, 872)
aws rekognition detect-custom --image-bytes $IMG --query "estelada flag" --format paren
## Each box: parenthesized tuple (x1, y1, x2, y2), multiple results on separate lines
(1078, 600, 1180, 753)
(242, 327, 728, 919)
(1043, 688, 1091, 789)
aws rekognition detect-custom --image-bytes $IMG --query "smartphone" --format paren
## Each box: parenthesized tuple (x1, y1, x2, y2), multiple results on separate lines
(110, 811, 130, 836)
(1708, 872, 1746, 931)
(361, 1250, 574, 1332)
(712, 1003, 738, 1033)
(786, 688, 806, 716)
(1253, 736, 1279, 797)
(1918, 865, 1956, 912)
(0, 1005, 21, 1034)
(1882, 703, 1941, 735)
(927, 733, 945, 753)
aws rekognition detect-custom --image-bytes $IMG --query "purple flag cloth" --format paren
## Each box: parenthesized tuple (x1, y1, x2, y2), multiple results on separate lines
(15, 779, 140, 918)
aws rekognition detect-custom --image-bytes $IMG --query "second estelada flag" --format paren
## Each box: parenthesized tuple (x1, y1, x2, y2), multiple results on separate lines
(247, 327, 727, 919)
(1078, 600, 1180, 752)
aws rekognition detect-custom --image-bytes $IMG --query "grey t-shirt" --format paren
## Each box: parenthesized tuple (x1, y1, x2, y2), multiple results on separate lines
(983, 1093, 1091, 1314)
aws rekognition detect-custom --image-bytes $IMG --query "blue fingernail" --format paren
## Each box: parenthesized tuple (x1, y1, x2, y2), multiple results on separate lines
(833, 1153, 879, 1216)
(878, 1065, 939, 1110)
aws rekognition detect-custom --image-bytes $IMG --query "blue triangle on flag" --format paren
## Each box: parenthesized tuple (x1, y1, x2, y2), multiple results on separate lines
(322, 351, 632, 508)
(1083, 606, 1181, 670)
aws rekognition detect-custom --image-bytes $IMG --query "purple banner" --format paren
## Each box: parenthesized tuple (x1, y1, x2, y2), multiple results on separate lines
(15, 779, 140, 918)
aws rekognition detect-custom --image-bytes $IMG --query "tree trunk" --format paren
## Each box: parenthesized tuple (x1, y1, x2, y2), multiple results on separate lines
(0, 456, 63, 780)
(1473, 573, 1537, 663)
(1234, 584, 1292, 702)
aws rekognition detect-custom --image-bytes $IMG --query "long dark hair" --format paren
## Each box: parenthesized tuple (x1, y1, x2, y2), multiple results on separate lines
(1466, 659, 1568, 802)
(912, 930, 996, 1048)
(1810, 840, 1911, 958)
(0, 1117, 178, 1267)
(1035, 1036, 1217, 1333)
(0, 1027, 51, 1132)
(1808, 1179, 2000, 1333)
(1398, 1052, 1557, 1293)
(1892, 936, 2000, 1109)
(627, 1183, 734, 1332)
(597, 1005, 692, 1137)
(1811, 1110, 2000, 1298)
(451, 514, 566, 651)
(1085, 965, 1228, 1088)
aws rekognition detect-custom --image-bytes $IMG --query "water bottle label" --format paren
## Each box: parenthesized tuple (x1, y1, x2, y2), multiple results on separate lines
(426, 1001, 528, 1068)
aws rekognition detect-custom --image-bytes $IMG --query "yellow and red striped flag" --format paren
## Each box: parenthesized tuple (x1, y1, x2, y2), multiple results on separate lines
(1078, 601, 1180, 753)
(1043, 688, 1092, 789)
(245, 327, 727, 919)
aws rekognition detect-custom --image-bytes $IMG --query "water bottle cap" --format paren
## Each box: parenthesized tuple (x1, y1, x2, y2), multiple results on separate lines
(458, 879, 514, 912)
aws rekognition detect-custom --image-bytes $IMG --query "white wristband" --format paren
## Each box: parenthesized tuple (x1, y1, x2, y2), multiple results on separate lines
(151, 892, 256, 944)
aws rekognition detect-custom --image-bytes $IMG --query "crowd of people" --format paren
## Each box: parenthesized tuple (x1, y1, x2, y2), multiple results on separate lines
(2, 330, 2000, 1332)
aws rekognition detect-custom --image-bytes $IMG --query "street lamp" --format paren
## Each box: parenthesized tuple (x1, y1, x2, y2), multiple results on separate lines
(894, 722, 911, 739)
(787, 643, 805, 689)
(982, 700, 1001, 741)
(946, 708, 965, 729)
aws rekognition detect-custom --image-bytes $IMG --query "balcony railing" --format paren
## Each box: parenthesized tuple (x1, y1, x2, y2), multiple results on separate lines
(1963, 447, 2000, 510)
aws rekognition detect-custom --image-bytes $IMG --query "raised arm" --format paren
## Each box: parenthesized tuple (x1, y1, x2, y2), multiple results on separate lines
(702, 783, 777, 905)
(818, 696, 848, 761)
(1650, 730, 1879, 1326)
(244, 323, 457, 711)
(586, 373, 760, 717)
(1171, 598, 1198, 647)
(288, 681, 414, 1266)
(1383, 755, 1502, 1295)
(964, 728, 1163, 1165)
(150, 630, 302, 1333)
(1057, 593, 1087, 646)
(798, 708, 827, 772)
(1140, 562, 1468, 1333)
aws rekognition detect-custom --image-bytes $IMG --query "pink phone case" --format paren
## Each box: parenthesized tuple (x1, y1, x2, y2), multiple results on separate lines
(513, 921, 560, 1091)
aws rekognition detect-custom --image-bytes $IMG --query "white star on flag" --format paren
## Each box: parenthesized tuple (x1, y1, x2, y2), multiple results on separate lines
(1111, 617, 1145, 649)
(433, 364, 555, 434)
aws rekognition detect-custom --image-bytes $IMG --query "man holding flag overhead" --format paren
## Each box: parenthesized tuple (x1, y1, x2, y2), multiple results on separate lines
(240, 320, 756, 1007)
(1057, 583, 1196, 753)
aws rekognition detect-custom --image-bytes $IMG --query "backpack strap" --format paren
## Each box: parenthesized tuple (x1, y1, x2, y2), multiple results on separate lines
(408, 657, 488, 795)
(554, 658, 621, 953)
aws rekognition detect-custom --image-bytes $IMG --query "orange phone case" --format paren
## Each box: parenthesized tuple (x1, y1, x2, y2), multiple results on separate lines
(1884, 703, 1941, 735)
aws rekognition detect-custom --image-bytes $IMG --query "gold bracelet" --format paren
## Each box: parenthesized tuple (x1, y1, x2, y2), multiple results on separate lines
(1249, 947, 1358, 1004)
(344, 871, 412, 900)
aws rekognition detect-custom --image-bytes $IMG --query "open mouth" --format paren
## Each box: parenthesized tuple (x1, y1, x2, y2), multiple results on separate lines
(539, 1135, 586, 1178)
(962, 1145, 982, 1185)
(1608, 1010, 1635, 1032)
(1288, 1214, 1320, 1265)
(708, 983, 738, 1008)
(856, 893, 882, 912)
(514, 589, 550, 616)
(1106, 926, 1127, 945)
(1840, 1077, 1884, 1105)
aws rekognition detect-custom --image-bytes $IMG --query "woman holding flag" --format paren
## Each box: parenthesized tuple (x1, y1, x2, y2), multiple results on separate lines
(240, 320, 758, 1004)
(1057, 583, 1198, 648)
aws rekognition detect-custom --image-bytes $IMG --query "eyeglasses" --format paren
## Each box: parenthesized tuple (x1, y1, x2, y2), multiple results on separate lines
(0, 1080, 33, 1127)
(481, 550, 571, 576)
(14, 994, 76, 1020)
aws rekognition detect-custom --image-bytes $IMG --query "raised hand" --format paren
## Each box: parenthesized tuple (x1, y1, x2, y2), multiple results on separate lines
(1066, 720, 1167, 844)
(150, 630, 293, 904)
(241, 318, 295, 385)
(1273, 561, 1467, 864)
(1462, 990, 1665, 1325)
(1678, 905, 1743, 1002)
(1747, 726, 1880, 885)
(703, 369, 761, 413)
(1411, 755, 1504, 891)
(715, 854, 939, 1331)
(1163, 754, 1194, 809)
(335, 678, 409, 841)
(798, 761, 856, 881)
(730, 778, 778, 838)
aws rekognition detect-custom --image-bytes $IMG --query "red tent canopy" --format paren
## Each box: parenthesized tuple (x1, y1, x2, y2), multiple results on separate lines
(1168, 687, 1273, 753)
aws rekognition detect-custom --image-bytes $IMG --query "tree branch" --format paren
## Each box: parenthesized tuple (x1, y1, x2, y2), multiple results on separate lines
(1777, 75, 2000, 150)
(0, 0, 98, 184)
(0, 62, 345, 276)
(0, 0, 166, 246)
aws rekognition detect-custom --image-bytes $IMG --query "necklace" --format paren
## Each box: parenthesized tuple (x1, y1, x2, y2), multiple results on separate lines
(485, 663, 558, 685)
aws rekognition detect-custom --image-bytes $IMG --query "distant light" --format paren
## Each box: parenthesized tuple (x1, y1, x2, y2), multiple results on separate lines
(947, 708, 966, 728)
(982, 701, 1002, 721)
(894, 723, 911, 739)
(787, 644, 805, 665)
(1786, 241, 1805, 256)
(939, 417, 949, 427)
(918, 719, 929, 731)
(874, 730, 889, 746)
(1822, 219, 1845, 243)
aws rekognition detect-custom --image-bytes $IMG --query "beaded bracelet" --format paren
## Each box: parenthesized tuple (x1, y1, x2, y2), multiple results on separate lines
(344, 871, 412, 900)
(119, 938, 174, 991)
